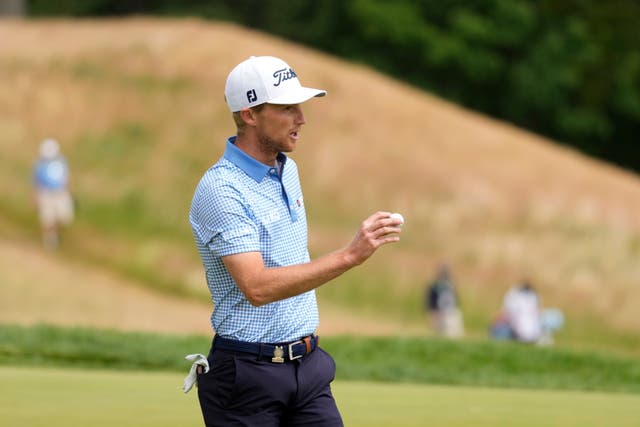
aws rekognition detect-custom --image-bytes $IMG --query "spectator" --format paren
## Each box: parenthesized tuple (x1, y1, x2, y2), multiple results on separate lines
(503, 281, 542, 343)
(426, 264, 464, 338)
(490, 280, 565, 345)
(492, 280, 542, 343)
(32, 138, 74, 249)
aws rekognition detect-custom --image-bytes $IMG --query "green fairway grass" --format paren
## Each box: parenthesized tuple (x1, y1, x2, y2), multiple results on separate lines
(335, 382, 640, 427)
(2, 366, 639, 427)
(0, 366, 202, 427)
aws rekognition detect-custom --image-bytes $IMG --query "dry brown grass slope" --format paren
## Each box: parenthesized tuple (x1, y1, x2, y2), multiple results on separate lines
(0, 18, 639, 346)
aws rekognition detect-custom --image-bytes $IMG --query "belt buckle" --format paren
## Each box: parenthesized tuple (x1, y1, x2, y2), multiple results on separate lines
(288, 340, 304, 361)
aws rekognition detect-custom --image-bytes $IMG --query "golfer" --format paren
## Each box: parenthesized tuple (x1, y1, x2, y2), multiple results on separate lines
(189, 55, 403, 426)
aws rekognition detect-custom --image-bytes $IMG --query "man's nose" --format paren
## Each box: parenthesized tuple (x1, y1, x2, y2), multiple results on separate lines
(294, 106, 306, 124)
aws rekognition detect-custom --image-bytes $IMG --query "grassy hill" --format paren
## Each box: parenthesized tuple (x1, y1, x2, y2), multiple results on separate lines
(0, 18, 639, 355)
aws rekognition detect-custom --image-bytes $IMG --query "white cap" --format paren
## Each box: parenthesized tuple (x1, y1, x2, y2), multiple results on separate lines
(40, 138, 60, 159)
(224, 56, 326, 112)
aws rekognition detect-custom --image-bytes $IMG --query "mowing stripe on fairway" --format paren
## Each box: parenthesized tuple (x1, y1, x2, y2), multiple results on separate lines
(1, 366, 639, 427)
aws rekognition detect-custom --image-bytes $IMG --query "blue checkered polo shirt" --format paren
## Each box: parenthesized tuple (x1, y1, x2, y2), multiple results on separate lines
(189, 137, 319, 343)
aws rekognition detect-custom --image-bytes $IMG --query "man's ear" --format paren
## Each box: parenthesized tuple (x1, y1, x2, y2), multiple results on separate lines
(240, 108, 258, 127)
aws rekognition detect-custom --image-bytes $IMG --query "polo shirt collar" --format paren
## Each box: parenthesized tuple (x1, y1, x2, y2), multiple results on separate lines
(223, 136, 287, 182)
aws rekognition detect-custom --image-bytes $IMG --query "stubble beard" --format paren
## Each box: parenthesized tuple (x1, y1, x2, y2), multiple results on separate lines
(258, 131, 292, 157)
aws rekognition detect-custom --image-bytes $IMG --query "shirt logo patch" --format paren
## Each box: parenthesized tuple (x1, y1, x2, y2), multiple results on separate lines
(265, 210, 281, 224)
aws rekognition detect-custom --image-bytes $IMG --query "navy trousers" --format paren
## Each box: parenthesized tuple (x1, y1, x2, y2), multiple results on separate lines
(197, 344, 344, 427)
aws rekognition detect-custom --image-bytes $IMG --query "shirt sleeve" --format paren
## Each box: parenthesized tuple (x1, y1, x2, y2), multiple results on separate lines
(190, 179, 260, 257)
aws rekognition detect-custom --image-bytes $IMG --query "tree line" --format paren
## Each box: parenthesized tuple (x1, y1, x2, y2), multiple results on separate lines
(30, 0, 640, 173)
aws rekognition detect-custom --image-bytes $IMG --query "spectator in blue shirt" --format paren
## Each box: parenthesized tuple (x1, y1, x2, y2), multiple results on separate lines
(189, 56, 404, 426)
(32, 138, 74, 249)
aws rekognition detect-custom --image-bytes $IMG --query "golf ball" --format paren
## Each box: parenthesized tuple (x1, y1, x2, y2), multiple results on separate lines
(390, 213, 404, 227)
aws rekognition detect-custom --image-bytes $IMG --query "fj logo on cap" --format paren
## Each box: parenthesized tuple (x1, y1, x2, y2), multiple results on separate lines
(273, 68, 297, 87)
(247, 89, 258, 103)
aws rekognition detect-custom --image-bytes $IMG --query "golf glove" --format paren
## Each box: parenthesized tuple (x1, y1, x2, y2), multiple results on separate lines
(182, 353, 210, 393)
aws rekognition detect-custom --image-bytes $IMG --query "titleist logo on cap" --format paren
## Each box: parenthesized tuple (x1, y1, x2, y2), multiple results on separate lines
(273, 68, 297, 87)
